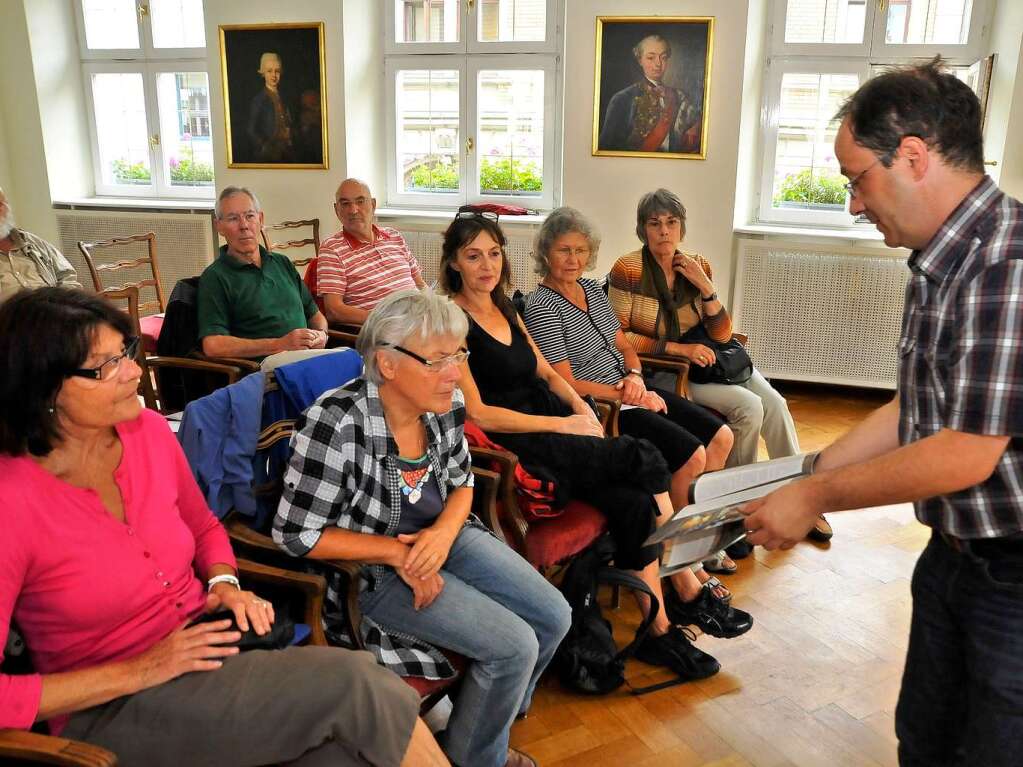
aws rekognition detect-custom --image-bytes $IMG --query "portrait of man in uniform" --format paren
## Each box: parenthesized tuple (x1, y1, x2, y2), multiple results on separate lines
(593, 18, 713, 159)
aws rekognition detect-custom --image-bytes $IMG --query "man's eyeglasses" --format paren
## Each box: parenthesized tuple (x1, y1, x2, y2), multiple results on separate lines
(336, 197, 370, 208)
(456, 206, 499, 223)
(70, 336, 141, 381)
(389, 345, 470, 372)
(843, 160, 880, 199)
(220, 211, 260, 226)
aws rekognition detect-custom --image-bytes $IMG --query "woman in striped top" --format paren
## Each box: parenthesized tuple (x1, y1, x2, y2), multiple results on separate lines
(607, 188, 832, 542)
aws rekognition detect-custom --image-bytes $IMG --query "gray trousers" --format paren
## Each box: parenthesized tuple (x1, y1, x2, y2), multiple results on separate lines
(61, 646, 420, 767)
(687, 368, 800, 467)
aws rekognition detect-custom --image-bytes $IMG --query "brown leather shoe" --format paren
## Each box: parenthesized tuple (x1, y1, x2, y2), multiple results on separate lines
(505, 748, 538, 767)
(807, 514, 833, 542)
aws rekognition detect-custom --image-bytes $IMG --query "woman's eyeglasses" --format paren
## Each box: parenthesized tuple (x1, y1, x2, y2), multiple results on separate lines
(69, 336, 141, 381)
(455, 206, 499, 223)
(389, 345, 470, 372)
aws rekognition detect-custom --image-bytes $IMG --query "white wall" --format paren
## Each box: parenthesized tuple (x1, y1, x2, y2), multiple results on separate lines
(340, 0, 385, 195)
(561, 0, 751, 306)
(202, 0, 348, 234)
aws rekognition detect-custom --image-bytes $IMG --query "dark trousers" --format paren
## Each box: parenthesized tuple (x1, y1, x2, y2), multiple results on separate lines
(896, 532, 1023, 766)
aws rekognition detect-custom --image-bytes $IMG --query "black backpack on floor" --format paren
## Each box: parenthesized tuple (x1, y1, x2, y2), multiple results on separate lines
(554, 536, 659, 695)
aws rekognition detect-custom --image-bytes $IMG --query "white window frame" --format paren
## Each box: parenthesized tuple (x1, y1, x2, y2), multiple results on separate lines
(757, 0, 993, 227)
(75, 1, 212, 199)
(384, 0, 563, 210)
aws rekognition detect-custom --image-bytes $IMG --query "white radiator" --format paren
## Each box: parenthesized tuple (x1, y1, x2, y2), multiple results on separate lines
(55, 208, 217, 315)
(385, 219, 543, 294)
(732, 238, 909, 389)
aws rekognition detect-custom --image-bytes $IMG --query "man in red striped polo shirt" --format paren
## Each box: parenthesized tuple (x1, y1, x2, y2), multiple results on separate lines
(316, 178, 426, 326)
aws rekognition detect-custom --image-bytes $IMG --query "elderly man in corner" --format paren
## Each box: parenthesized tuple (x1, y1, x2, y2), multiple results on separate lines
(316, 178, 426, 326)
(198, 185, 329, 369)
(0, 185, 81, 303)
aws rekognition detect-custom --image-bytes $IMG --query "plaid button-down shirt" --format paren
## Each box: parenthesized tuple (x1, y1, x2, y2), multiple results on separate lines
(273, 377, 477, 679)
(899, 175, 1023, 538)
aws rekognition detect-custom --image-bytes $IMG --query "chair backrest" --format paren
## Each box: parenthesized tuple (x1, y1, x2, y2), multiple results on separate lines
(261, 218, 320, 270)
(78, 232, 167, 316)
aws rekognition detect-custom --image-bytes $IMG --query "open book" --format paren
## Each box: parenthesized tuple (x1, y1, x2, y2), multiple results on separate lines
(647, 453, 818, 575)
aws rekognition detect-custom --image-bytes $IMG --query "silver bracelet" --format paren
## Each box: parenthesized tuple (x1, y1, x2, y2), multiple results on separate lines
(207, 574, 241, 592)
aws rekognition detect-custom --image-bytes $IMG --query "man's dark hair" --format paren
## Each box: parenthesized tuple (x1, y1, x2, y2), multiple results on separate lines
(0, 287, 134, 456)
(836, 57, 984, 173)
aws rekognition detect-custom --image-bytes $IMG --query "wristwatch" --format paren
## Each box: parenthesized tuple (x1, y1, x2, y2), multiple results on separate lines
(626, 368, 643, 379)
(701, 291, 718, 302)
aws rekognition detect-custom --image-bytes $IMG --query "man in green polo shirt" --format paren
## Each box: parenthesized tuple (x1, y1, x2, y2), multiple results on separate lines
(199, 185, 328, 361)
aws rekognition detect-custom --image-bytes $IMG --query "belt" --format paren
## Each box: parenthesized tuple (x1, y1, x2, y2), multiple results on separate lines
(938, 530, 1023, 556)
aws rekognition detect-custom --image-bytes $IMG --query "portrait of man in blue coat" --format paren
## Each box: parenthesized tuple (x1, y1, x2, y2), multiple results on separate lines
(247, 51, 296, 163)
(596, 32, 705, 156)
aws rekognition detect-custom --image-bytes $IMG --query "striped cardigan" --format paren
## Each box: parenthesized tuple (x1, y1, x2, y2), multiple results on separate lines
(607, 249, 732, 354)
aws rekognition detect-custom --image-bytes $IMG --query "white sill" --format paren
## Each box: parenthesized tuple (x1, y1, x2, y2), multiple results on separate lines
(376, 206, 548, 226)
(734, 222, 888, 244)
(53, 196, 214, 213)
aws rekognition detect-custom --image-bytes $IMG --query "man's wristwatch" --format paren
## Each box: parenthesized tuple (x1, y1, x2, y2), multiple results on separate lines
(626, 368, 643, 379)
(701, 291, 718, 302)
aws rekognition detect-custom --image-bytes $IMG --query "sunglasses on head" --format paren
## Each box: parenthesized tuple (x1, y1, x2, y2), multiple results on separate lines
(455, 206, 499, 223)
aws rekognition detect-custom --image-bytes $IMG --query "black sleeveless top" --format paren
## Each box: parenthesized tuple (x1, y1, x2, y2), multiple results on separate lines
(465, 313, 568, 418)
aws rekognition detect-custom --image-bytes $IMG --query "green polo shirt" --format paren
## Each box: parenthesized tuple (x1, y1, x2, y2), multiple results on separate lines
(197, 245, 318, 342)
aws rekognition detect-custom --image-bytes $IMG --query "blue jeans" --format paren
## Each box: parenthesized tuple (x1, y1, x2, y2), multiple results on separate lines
(896, 532, 1023, 766)
(358, 526, 571, 767)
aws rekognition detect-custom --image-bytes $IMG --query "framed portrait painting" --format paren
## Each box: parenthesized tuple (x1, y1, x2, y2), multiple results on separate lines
(219, 22, 328, 169)
(592, 16, 714, 160)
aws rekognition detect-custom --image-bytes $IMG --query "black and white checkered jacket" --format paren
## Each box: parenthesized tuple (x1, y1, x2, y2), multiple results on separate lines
(273, 376, 477, 679)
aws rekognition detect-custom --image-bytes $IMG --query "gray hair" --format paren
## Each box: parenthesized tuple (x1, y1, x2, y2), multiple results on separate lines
(635, 188, 687, 244)
(357, 289, 469, 385)
(633, 34, 671, 61)
(215, 186, 262, 219)
(258, 52, 281, 72)
(532, 206, 601, 277)
(335, 177, 373, 202)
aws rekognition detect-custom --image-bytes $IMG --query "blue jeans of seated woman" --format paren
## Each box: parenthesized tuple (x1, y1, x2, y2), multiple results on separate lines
(358, 525, 571, 767)
(895, 532, 1023, 766)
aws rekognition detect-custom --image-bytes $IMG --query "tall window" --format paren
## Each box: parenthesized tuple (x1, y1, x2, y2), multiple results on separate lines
(384, 0, 562, 210)
(759, 0, 991, 226)
(76, 0, 214, 198)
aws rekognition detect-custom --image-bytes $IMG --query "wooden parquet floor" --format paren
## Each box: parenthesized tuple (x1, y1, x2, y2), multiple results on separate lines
(509, 382, 929, 767)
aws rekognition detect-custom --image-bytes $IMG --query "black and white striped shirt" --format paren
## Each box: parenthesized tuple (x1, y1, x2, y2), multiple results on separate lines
(524, 279, 627, 386)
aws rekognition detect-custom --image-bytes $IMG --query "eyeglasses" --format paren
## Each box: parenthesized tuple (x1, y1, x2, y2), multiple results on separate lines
(389, 345, 470, 372)
(551, 246, 592, 259)
(456, 206, 499, 223)
(336, 196, 370, 208)
(220, 211, 260, 226)
(70, 336, 141, 381)
(843, 160, 880, 199)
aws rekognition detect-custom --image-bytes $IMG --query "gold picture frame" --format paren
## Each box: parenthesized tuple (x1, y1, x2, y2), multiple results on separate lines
(219, 22, 328, 169)
(592, 16, 714, 160)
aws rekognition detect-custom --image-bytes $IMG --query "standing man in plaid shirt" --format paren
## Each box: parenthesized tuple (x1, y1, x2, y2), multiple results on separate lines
(740, 60, 1023, 765)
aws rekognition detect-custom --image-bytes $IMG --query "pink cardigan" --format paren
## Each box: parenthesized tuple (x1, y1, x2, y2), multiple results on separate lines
(0, 408, 237, 731)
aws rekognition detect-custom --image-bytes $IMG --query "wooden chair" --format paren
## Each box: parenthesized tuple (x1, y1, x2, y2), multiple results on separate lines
(0, 558, 327, 766)
(261, 219, 320, 272)
(78, 233, 166, 354)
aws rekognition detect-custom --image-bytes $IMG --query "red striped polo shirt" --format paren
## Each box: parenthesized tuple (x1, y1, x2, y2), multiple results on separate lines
(316, 225, 422, 310)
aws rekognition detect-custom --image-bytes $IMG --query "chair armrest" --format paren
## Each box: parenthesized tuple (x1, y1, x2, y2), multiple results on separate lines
(733, 332, 749, 346)
(190, 352, 261, 373)
(326, 329, 358, 349)
(470, 466, 506, 545)
(637, 353, 692, 399)
(0, 729, 117, 767)
(321, 560, 367, 650)
(591, 396, 622, 437)
(237, 558, 328, 647)
(225, 515, 280, 556)
(469, 446, 529, 554)
(146, 356, 244, 380)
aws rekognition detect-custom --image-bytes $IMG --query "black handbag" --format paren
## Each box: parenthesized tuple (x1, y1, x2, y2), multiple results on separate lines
(191, 609, 296, 651)
(680, 324, 753, 385)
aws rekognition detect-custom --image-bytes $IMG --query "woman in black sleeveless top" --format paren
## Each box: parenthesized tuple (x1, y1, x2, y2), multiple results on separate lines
(440, 213, 753, 677)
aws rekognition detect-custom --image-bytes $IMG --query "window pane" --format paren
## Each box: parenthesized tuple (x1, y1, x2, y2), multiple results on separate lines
(478, 70, 543, 196)
(784, 0, 867, 44)
(91, 73, 151, 188)
(479, 0, 546, 43)
(150, 0, 206, 48)
(771, 72, 860, 212)
(397, 70, 460, 194)
(395, 0, 460, 43)
(156, 72, 214, 189)
(885, 0, 973, 45)
(81, 0, 139, 49)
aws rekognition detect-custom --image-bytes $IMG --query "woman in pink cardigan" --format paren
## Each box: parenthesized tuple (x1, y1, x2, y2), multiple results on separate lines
(0, 288, 447, 766)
